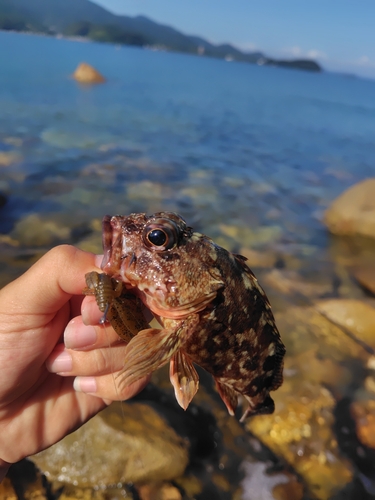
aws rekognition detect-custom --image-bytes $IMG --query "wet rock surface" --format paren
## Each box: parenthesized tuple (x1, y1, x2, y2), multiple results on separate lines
(324, 178, 375, 239)
(352, 266, 375, 296)
(315, 299, 375, 352)
(12, 378, 304, 500)
(33, 401, 189, 487)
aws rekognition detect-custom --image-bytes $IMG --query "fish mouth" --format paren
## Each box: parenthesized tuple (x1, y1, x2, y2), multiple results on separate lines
(100, 215, 137, 286)
(101, 215, 113, 270)
(101, 215, 124, 277)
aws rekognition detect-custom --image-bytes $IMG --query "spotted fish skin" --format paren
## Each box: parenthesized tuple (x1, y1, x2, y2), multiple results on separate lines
(180, 244, 285, 420)
(92, 211, 285, 420)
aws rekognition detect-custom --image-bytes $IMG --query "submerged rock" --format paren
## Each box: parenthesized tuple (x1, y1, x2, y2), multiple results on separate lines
(351, 397, 375, 450)
(137, 483, 182, 500)
(324, 178, 375, 239)
(0, 477, 17, 499)
(352, 265, 375, 295)
(247, 373, 353, 500)
(219, 223, 282, 248)
(10, 214, 71, 247)
(239, 247, 277, 268)
(0, 151, 21, 167)
(262, 268, 333, 300)
(315, 299, 375, 352)
(73, 63, 106, 84)
(244, 302, 375, 499)
(32, 402, 189, 487)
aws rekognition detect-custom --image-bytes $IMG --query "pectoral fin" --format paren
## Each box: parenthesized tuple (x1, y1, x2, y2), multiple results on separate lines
(215, 379, 239, 416)
(117, 328, 183, 388)
(170, 350, 199, 410)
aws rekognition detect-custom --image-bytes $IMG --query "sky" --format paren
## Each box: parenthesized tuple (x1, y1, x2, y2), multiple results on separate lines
(92, 0, 375, 79)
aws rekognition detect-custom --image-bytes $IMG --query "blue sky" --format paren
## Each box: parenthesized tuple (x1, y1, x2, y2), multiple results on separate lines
(93, 0, 375, 79)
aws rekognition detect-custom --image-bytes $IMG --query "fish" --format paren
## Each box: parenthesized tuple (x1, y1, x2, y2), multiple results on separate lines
(85, 212, 285, 421)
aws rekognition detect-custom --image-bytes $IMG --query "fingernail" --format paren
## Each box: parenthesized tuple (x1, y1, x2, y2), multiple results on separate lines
(64, 321, 97, 349)
(48, 350, 73, 373)
(73, 377, 97, 393)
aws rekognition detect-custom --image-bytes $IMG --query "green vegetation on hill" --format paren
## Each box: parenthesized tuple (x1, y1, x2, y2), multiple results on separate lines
(63, 21, 148, 46)
(0, 0, 322, 73)
(0, 5, 48, 33)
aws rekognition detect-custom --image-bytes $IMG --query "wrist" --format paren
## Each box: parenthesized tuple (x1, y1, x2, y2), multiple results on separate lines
(0, 460, 10, 482)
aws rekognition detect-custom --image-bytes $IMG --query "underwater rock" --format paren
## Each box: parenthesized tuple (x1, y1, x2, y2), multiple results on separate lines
(324, 178, 375, 239)
(352, 265, 375, 295)
(41, 127, 109, 149)
(0, 151, 21, 167)
(72, 63, 106, 84)
(76, 230, 102, 254)
(239, 247, 277, 268)
(32, 402, 189, 487)
(351, 397, 375, 450)
(126, 180, 167, 202)
(134, 368, 303, 499)
(246, 367, 353, 499)
(219, 223, 282, 248)
(125, 180, 173, 213)
(137, 483, 182, 500)
(262, 269, 333, 300)
(179, 184, 219, 207)
(10, 214, 71, 247)
(244, 303, 375, 499)
(57, 485, 133, 500)
(277, 305, 371, 363)
(315, 299, 375, 352)
(0, 477, 17, 499)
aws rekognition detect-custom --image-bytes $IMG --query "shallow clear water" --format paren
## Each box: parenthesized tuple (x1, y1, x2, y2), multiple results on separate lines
(1, 30, 375, 283)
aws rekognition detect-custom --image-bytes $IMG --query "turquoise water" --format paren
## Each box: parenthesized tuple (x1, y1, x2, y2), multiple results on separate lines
(1, 30, 375, 281)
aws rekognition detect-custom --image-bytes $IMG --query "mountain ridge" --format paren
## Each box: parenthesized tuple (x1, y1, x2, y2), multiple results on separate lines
(0, 0, 322, 72)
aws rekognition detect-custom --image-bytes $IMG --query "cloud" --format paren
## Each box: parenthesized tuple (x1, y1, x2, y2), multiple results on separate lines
(234, 41, 259, 52)
(280, 46, 327, 60)
(234, 43, 327, 61)
(288, 46, 302, 57)
(356, 55, 375, 67)
(306, 49, 327, 60)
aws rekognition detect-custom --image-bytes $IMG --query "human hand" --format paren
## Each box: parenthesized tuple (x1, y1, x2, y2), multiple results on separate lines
(0, 246, 148, 480)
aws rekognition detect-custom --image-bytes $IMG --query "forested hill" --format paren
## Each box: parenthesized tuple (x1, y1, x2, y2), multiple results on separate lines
(0, 0, 322, 72)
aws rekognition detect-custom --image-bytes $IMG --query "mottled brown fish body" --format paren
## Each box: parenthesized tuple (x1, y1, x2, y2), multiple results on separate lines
(181, 244, 285, 419)
(87, 212, 285, 420)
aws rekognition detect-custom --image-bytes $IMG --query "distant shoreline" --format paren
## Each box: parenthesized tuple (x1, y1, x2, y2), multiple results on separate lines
(0, 28, 322, 74)
(0, 0, 323, 74)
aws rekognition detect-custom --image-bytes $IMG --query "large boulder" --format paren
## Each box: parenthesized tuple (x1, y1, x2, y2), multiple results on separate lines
(73, 62, 106, 84)
(324, 178, 375, 239)
(32, 402, 189, 487)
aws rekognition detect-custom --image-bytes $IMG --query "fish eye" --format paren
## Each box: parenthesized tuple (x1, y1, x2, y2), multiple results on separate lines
(147, 229, 167, 246)
(143, 219, 179, 251)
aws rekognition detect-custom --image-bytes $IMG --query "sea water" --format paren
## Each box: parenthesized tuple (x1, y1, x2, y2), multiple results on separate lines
(1, 30, 375, 282)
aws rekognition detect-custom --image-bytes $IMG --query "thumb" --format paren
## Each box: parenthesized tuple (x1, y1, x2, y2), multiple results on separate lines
(1, 246, 101, 316)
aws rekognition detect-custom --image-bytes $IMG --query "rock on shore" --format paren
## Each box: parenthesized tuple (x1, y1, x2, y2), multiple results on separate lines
(324, 178, 375, 239)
